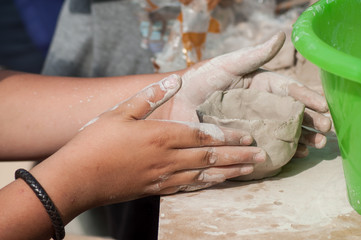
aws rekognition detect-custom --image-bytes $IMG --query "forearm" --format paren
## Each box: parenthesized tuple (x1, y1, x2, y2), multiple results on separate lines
(0, 153, 94, 240)
(0, 70, 173, 160)
(0, 72, 266, 239)
(0, 179, 54, 240)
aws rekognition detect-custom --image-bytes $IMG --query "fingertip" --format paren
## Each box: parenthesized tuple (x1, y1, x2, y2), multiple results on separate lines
(318, 117, 332, 133)
(294, 144, 309, 158)
(148, 74, 182, 107)
(240, 135, 253, 145)
(160, 74, 182, 91)
(315, 97, 329, 113)
(240, 165, 254, 175)
(267, 31, 286, 57)
(253, 149, 267, 163)
(215, 31, 286, 76)
(315, 135, 327, 149)
(121, 74, 182, 120)
(321, 101, 329, 113)
(251, 31, 286, 69)
(274, 31, 287, 43)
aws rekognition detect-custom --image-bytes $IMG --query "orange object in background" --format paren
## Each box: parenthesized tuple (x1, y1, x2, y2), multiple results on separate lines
(178, 1, 221, 66)
(145, 0, 158, 12)
(179, 0, 221, 11)
(142, 0, 222, 68)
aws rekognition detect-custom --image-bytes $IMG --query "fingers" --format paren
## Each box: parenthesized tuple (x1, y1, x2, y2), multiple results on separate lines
(157, 164, 255, 195)
(172, 146, 266, 171)
(247, 71, 332, 134)
(114, 74, 182, 120)
(159, 184, 213, 195)
(152, 145, 266, 195)
(299, 128, 327, 149)
(248, 70, 329, 114)
(212, 31, 285, 76)
(303, 108, 332, 133)
(288, 83, 329, 113)
(161, 121, 254, 148)
(294, 144, 309, 158)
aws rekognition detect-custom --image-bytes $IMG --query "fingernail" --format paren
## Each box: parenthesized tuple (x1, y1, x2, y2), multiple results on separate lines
(161, 74, 181, 90)
(253, 150, 266, 162)
(318, 117, 332, 133)
(240, 135, 253, 145)
(315, 135, 327, 149)
(240, 165, 254, 175)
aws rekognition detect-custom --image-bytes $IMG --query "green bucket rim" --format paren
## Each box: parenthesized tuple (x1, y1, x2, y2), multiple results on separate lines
(291, 0, 361, 84)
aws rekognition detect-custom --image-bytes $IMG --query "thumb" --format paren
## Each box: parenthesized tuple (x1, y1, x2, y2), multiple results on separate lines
(117, 74, 182, 120)
(212, 31, 286, 76)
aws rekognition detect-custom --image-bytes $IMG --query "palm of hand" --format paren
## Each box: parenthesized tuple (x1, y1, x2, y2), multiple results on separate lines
(168, 32, 287, 122)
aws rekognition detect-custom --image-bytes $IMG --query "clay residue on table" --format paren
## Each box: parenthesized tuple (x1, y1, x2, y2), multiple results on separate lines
(159, 133, 361, 239)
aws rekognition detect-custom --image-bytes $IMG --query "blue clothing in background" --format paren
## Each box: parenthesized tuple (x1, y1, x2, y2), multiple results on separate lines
(14, 0, 64, 55)
(0, 0, 63, 73)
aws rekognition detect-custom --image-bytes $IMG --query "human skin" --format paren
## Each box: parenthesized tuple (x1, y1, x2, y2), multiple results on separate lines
(0, 32, 330, 160)
(0, 32, 331, 239)
(153, 32, 331, 157)
(0, 74, 264, 239)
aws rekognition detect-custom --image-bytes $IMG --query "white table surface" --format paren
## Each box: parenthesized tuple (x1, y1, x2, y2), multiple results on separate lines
(158, 132, 361, 239)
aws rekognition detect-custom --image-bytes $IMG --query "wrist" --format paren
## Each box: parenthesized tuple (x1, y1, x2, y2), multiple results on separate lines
(15, 169, 65, 239)
(30, 153, 96, 224)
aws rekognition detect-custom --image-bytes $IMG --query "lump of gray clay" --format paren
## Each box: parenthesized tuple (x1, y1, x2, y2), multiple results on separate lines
(197, 88, 305, 180)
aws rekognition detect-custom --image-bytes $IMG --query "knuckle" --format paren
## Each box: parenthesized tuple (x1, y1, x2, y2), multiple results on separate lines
(202, 147, 217, 166)
(194, 128, 213, 146)
(192, 170, 204, 183)
(144, 172, 171, 194)
(148, 131, 170, 148)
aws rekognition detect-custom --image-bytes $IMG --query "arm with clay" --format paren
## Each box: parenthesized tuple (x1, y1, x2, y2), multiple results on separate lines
(0, 70, 174, 159)
(0, 32, 330, 161)
(0, 75, 266, 239)
(0, 31, 329, 239)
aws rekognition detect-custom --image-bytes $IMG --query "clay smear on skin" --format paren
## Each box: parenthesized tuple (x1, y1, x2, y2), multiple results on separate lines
(144, 121, 227, 193)
(165, 120, 225, 142)
(179, 183, 213, 192)
(199, 172, 226, 183)
(146, 75, 180, 109)
(179, 33, 285, 106)
(79, 75, 181, 131)
(79, 116, 100, 131)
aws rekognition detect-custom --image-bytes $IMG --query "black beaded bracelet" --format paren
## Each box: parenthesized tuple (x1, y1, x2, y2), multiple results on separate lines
(15, 169, 65, 240)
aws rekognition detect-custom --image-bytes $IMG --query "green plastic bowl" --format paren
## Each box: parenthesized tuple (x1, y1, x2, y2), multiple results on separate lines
(292, 0, 361, 214)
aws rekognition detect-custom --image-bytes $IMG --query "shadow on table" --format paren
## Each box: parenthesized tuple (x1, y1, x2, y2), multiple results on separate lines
(209, 131, 341, 191)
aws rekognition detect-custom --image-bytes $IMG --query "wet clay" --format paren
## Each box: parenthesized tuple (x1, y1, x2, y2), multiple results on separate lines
(197, 88, 305, 180)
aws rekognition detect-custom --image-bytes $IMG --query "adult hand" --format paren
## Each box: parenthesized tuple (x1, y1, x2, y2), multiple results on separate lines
(155, 32, 331, 157)
(31, 74, 266, 219)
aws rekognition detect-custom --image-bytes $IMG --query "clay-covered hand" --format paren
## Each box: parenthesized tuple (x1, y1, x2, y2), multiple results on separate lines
(238, 69, 331, 157)
(158, 32, 331, 157)
(31, 74, 266, 218)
